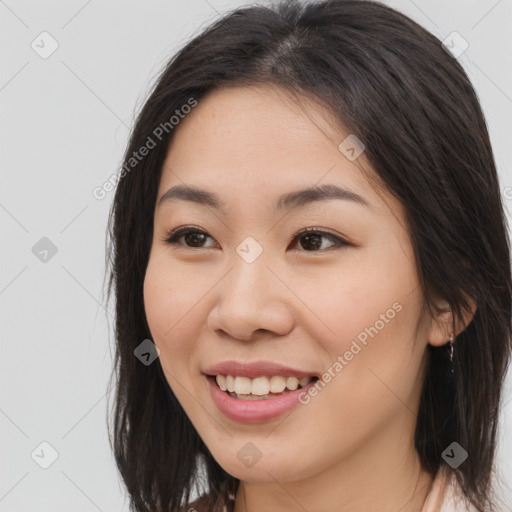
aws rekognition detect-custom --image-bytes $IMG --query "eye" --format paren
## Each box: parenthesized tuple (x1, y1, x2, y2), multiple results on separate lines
(290, 227, 350, 251)
(162, 226, 350, 251)
(162, 226, 217, 248)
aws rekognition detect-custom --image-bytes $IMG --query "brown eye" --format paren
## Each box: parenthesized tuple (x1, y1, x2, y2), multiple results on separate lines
(163, 226, 350, 251)
(164, 227, 217, 248)
(289, 229, 349, 251)
(182, 231, 208, 247)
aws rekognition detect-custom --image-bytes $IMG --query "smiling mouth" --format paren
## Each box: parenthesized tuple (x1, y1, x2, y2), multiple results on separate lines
(212, 374, 319, 400)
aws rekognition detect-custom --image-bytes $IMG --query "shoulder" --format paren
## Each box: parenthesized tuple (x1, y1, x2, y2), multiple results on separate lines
(182, 492, 236, 512)
(181, 494, 234, 512)
(422, 464, 479, 512)
(181, 495, 210, 512)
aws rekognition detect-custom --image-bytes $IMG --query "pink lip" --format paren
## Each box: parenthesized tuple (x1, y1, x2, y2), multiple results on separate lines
(203, 360, 319, 379)
(205, 375, 318, 423)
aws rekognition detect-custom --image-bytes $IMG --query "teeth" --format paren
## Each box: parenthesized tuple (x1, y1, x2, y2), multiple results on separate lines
(252, 376, 269, 396)
(216, 375, 227, 391)
(286, 377, 299, 390)
(215, 374, 314, 396)
(268, 376, 286, 393)
(298, 376, 311, 387)
(234, 376, 252, 395)
(226, 375, 235, 393)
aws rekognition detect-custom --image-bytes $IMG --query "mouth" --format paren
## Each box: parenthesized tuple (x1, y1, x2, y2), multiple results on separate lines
(207, 374, 320, 400)
(205, 372, 320, 423)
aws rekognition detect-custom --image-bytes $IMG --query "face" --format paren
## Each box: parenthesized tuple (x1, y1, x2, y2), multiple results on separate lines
(143, 84, 440, 483)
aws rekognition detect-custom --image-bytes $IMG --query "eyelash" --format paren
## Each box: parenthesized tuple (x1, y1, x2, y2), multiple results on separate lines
(161, 225, 350, 252)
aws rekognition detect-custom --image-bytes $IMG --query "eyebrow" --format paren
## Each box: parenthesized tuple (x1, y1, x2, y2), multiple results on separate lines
(158, 183, 370, 213)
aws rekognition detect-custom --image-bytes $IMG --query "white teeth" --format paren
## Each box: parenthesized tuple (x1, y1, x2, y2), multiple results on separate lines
(234, 376, 252, 395)
(216, 375, 227, 391)
(286, 376, 299, 390)
(214, 374, 314, 396)
(226, 375, 236, 393)
(269, 376, 286, 393)
(251, 376, 270, 396)
(298, 376, 310, 388)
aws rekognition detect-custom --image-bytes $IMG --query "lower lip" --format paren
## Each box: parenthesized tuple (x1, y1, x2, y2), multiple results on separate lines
(205, 375, 317, 423)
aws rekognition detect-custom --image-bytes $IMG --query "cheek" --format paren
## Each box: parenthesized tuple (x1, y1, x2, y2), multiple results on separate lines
(306, 244, 424, 401)
(143, 258, 171, 343)
(143, 254, 199, 369)
(315, 284, 425, 429)
(143, 252, 201, 341)
(301, 255, 418, 357)
(143, 255, 208, 411)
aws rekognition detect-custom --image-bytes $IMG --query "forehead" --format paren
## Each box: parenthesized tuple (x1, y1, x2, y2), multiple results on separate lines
(157, 84, 394, 216)
(165, 84, 348, 166)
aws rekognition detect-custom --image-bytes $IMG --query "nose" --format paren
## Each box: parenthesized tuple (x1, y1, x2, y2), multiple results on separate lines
(207, 254, 295, 342)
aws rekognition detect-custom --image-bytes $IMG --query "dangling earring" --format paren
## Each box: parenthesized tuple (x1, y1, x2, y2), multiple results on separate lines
(448, 332, 454, 372)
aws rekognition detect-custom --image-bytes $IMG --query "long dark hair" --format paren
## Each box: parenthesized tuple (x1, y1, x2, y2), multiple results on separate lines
(104, 1, 512, 510)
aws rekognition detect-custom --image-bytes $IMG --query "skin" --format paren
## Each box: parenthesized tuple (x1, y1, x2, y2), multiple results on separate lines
(143, 84, 474, 512)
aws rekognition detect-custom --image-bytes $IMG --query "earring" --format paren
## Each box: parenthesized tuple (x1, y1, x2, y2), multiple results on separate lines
(448, 332, 454, 372)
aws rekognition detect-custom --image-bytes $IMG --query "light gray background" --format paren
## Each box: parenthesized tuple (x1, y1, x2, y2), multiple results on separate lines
(1, 1, 511, 510)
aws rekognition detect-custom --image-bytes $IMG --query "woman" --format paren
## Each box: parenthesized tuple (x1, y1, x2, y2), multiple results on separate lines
(105, 1, 512, 511)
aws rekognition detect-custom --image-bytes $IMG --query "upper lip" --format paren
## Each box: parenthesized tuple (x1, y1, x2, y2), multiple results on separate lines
(203, 360, 319, 379)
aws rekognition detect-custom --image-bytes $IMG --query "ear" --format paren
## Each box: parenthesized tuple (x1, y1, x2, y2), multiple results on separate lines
(427, 295, 477, 347)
